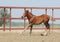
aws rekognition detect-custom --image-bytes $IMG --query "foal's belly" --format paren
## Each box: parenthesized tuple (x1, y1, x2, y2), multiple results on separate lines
(34, 21, 42, 25)
(34, 18, 43, 25)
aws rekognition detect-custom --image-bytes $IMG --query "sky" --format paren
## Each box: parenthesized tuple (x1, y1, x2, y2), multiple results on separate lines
(0, 0, 60, 24)
(0, 0, 60, 7)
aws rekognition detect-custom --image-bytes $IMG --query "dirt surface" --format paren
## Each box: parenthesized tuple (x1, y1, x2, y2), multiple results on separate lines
(0, 30, 60, 42)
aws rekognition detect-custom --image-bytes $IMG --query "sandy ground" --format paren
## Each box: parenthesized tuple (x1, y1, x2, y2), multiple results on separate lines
(0, 30, 60, 42)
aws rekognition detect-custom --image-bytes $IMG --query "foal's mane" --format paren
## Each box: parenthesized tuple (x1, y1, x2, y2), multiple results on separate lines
(29, 12, 35, 16)
(26, 10, 35, 16)
(26, 11, 35, 21)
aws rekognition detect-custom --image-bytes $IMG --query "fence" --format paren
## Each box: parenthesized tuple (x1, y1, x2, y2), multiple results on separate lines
(0, 6, 60, 31)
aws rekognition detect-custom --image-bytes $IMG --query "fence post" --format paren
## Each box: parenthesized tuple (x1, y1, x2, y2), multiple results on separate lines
(24, 8, 26, 29)
(45, 8, 47, 14)
(10, 8, 12, 31)
(52, 9, 54, 31)
(3, 8, 6, 31)
(30, 8, 32, 13)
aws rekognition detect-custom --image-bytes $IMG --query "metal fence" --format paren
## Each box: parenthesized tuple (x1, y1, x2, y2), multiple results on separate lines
(0, 6, 60, 31)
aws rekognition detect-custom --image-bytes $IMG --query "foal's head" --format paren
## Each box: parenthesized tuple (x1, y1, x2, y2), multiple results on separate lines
(21, 10, 29, 18)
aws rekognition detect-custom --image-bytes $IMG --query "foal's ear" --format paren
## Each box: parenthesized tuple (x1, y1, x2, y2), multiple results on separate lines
(26, 10, 29, 13)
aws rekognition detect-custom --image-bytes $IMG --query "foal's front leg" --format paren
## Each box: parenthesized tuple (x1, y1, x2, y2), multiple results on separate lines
(21, 24, 32, 34)
(28, 24, 33, 36)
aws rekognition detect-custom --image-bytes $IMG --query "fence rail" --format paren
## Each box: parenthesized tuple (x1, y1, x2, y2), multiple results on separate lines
(0, 6, 60, 9)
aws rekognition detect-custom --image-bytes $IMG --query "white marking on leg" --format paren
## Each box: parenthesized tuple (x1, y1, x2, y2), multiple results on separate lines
(44, 29, 50, 36)
(21, 25, 30, 34)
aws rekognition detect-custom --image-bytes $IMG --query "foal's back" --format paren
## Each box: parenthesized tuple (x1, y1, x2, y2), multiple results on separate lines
(30, 14, 50, 24)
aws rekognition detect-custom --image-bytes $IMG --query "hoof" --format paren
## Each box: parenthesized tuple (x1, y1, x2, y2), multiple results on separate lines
(41, 33, 47, 36)
(41, 34, 44, 36)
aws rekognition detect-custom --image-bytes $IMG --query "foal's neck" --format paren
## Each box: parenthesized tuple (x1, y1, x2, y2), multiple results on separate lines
(27, 12, 34, 20)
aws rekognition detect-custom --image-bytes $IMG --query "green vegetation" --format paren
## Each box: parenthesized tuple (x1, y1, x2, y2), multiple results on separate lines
(0, 8, 10, 26)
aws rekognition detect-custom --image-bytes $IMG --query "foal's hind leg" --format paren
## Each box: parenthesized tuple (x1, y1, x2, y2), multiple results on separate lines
(44, 22, 50, 36)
